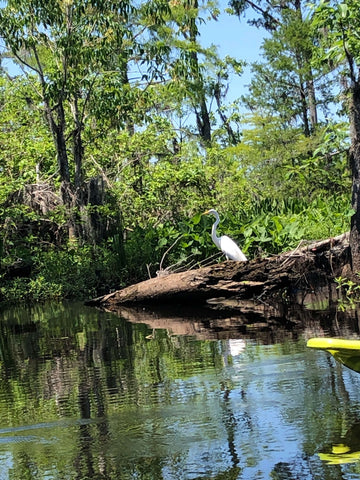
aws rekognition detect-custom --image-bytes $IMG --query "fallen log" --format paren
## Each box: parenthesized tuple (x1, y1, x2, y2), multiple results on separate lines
(86, 233, 350, 309)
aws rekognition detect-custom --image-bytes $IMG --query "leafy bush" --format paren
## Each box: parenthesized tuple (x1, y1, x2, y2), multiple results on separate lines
(215, 195, 352, 258)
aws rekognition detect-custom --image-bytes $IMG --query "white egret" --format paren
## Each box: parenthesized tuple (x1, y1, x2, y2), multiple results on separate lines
(203, 209, 247, 262)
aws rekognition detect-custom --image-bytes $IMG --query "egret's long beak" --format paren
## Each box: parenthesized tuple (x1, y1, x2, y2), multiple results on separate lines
(203, 210, 210, 215)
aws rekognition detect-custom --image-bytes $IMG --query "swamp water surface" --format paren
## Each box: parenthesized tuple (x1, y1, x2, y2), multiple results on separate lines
(0, 302, 360, 479)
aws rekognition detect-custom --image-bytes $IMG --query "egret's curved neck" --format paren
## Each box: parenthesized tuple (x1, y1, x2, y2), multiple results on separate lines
(211, 212, 221, 249)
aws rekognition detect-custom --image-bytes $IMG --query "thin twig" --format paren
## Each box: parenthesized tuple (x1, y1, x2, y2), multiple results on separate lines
(159, 235, 184, 272)
(146, 263, 152, 279)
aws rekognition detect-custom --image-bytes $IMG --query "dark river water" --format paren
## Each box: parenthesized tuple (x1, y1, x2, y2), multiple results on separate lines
(1, 301, 360, 479)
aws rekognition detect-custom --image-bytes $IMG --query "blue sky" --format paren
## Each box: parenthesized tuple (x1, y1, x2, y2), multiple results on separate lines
(199, 1, 266, 103)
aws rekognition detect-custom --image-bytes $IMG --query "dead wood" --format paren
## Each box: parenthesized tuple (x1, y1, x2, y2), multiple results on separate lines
(278, 232, 349, 259)
(87, 233, 351, 310)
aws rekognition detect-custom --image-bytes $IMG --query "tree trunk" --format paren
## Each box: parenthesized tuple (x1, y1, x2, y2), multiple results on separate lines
(299, 80, 310, 137)
(45, 102, 70, 186)
(214, 85, 239, 145)
(349, 80, 360, 273)
(81, 176, 108, 244)
(195, 98, 212, 144)
(45, 100, 79, 240)
(307, 76, 318, 130)
(71, 95, 84, 189)
(293, 0, 317, 136)
(188, 0, 212, 144)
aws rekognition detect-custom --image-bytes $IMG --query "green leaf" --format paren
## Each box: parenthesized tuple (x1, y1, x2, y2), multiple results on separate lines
(338, 3, 348, 18)
(192, 212, 202, 225)
(158, 238, 167, 248)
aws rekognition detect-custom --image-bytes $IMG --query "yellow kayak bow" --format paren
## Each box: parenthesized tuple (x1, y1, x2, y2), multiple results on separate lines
(307, 337, 360, 373)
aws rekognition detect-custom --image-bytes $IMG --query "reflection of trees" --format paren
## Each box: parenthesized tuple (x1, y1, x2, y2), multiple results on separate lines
(0, 303, 228, 478)
(74, 346, 95, 480)
(190, 466, 241, 480)
(2, 302, 360, 479)
(10, 451, 38, 480)
(270, 462, 296, 480)
(220, 382, 241, 474)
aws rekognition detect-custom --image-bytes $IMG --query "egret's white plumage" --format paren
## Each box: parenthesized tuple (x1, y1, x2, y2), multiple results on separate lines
(204, 209, 247, 262)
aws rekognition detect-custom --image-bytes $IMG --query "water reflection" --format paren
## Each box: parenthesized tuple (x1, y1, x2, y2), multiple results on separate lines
(0, 302, 360, 478)
(319, 421, 360, 465)
(111, 301, 360, 344)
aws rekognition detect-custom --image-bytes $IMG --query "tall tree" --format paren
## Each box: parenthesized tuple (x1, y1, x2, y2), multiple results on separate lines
(0, 0, 170, 241)
(230, 0, 332, 136)
(165, 0, 213, 143)
(161, 0, 244, 145)
(311, 0, 360, 273)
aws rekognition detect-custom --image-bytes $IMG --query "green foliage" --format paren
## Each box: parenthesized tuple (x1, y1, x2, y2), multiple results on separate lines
(0, 242, 125, 304)
(120, 212, 211, 279)
(238, 115, 350, 200)
(237, 196, 351, 256)
(0, 276, 62, 303)
(0, 0, 355, 303)
(311, 0, 360, 71)
(335, 275, 360, 310)
(0, 76, 55, 195)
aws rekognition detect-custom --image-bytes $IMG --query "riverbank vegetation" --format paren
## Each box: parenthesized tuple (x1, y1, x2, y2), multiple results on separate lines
(0, 0, 357, 303)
